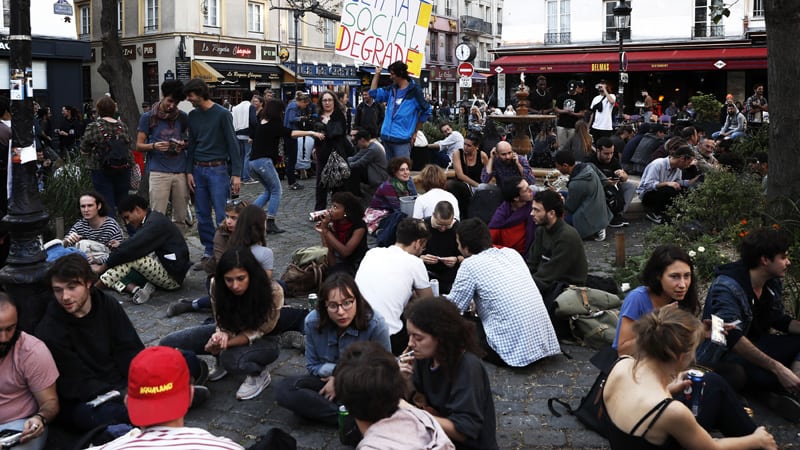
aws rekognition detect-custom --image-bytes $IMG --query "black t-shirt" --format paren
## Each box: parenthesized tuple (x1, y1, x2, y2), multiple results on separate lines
(586, 152, 622, 180)
(423, 218, 460, 290)
(251, 119, 294, 161)
(555, 92, 586, 129)
(529, 90, 554, 113)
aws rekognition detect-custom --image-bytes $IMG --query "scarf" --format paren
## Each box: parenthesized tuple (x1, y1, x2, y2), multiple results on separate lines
(149, 100, 181, 130)
(390, 177, 410, 197)
(332, 218, 354, 245)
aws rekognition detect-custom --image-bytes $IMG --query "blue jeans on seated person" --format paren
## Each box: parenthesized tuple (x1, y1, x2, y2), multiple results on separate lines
(0, 418, 47, 450)
(275, 375, 338, 426)
(430, 150, 451, 168)
(193, 164, 230, 257)
(249, 157, 282, 217)
(712, 130, 746, 140)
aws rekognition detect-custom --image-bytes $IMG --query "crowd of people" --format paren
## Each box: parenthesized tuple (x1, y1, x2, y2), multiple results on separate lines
(0, 61, 795, 450)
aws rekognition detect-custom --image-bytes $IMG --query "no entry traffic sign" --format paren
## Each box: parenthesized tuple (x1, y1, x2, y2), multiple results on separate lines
(457, 62, 474, 78)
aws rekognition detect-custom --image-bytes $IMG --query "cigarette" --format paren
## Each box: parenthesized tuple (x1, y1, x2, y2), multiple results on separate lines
(397, 350, 415, 361)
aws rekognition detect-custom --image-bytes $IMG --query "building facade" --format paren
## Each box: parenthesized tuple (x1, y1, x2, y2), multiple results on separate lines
(493, 0, 767, 112)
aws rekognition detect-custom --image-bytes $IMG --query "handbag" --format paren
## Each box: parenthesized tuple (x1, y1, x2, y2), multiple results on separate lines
(319, 151, 351, 188)
(280, 260, 327, 297)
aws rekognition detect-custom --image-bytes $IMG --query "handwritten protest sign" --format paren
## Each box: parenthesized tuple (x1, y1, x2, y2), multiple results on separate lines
(336, 0, 432, 77)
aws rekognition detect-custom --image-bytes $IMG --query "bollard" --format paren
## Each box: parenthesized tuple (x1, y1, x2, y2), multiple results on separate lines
(615, 231, 625, 267)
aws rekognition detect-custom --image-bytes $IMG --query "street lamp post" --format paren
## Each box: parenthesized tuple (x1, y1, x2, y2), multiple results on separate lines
(613, 1, 631, 121)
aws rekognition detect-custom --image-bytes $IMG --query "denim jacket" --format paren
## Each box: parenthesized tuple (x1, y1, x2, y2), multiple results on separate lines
(304, 309, 391, 377)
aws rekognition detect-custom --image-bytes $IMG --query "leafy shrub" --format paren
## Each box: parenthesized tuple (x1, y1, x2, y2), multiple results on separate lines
(41, 156, 93, 239)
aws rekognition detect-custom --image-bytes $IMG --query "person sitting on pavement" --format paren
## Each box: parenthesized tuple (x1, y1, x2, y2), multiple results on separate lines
(369, 157, 418, 214)
(626, 123, 667, 175)
(446, 132, 488, 220)
(559, 119, 594, 164)
(412, 164, 460, 220)
(160, 247, 301, 401)
(355, 218, 432, 354)
(637, 145, 700, 225)
(97, 346, 244, 450)
(62, 191, 124, 265)
(166, 199, 248, 317)
(227, 205, 276, 278)
(347, 129, 388, 200)
(647, 136, 687, 164)
(426, 122, 464, 168)
(36, 254, 208, 434)
(275, 273, 390, 426)
(554, 150, 613, 242)
(0, 294, 59, 450)
(316, 192, 368, 277)
(488, 176, 537, 257)
(585, 137, 634, 227)
(603, 307, 777, 450)
(447, 218, 561, 367)
(612, 245, 764, 438)
(421, 201, 462, 294)
(336, 341, 455, 450)
(398, 298, 498, 449)
(480, 140, 535, 186)
(696, 228, 800, 423)
(527, 190, 588, 306)
(713, 103, 747, 141)
(92, 194, 191, 305)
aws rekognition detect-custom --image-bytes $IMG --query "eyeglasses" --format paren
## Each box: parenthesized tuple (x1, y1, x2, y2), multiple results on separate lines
(321, 98, 334, 102)
(326, 298, 356, 312)
(226, 198, 244, 206)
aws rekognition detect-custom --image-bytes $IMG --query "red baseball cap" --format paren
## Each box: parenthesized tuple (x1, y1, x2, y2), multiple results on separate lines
(127, 346, 191, 427)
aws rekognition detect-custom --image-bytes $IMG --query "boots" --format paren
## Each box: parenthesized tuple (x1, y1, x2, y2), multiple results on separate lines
(266, 218, 285, 234)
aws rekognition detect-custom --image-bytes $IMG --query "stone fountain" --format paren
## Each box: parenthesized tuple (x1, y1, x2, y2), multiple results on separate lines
(491, 72, 556, 155)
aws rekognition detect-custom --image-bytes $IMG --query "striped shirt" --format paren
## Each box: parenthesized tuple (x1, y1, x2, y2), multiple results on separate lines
(98, 426, 244, 449)
(67, 217, 123, 247)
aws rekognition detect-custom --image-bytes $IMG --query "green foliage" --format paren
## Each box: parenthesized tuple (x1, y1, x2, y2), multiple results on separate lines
(41, 156, 93, 239)
(690, 92, 723, 123)
(730, 124, 769, 161)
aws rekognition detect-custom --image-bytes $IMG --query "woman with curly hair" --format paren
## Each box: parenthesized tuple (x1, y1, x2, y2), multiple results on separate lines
(399, 297, 498, 450)
(160, 247, 283, 400)
(316, 191, 367, 276)
(275, 272, 390, 425)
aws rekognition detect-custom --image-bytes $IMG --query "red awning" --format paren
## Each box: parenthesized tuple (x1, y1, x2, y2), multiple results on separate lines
(491, 47, 767, 74)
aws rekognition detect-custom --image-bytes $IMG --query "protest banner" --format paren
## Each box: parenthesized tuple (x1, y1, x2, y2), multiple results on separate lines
(336, 0, 432, 77)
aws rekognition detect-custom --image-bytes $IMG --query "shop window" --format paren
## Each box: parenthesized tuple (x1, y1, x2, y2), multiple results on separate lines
(142, 62, 160, 105)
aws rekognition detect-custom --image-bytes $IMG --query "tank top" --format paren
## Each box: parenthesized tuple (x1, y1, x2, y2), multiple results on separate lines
(459, 149, 483, 184)
(603, 397, 681, 450)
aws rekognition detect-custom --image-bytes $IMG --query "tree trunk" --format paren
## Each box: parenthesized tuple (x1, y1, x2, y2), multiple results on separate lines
(765, 0, 800, 218)
(96, 0, 139, 128)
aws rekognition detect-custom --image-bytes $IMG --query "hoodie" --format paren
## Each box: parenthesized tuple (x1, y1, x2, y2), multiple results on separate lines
(696, 260, 791, 365)
(357, 407, 455, 450)
(564, 162, 613, 239)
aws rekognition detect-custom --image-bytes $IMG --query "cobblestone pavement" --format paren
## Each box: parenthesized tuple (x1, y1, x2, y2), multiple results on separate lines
(49, 176, 798, 449)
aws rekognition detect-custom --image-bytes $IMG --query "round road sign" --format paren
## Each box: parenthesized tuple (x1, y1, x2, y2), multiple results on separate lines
(457, 62, 474, 78)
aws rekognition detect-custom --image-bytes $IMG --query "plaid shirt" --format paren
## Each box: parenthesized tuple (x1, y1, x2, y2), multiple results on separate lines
(447, 247, 561, 367)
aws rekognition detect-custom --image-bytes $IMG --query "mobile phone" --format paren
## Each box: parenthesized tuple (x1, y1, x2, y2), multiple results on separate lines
(0, 429, 23, 446)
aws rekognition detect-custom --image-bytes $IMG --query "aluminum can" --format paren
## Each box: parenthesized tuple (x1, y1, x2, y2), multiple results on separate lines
(308, 293, 318, 311)
(337, 405, 350, 441)
(309, 209, 328, 221)
(430, 279, 440, 297)
(683, 369, 705, 416)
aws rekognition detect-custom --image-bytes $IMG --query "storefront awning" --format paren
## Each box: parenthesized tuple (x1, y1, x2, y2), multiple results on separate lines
(305, 78, 361, 86)
(191, 60, 225, 83)
(278, 65, 304, 83)
(207, 62, 282, 81)
(491, 47, 767, 74)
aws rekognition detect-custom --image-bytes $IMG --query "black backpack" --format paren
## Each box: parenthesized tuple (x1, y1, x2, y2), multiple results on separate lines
(96, 121, 130, 170)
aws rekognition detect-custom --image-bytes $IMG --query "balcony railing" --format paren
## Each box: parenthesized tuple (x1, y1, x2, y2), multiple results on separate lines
(602, 28, 630, 42)
(144, 24, 158, 33)
(476, 59, 490, 69)
(692, 24, 724, 38)
(431, 4, 438, 14)
(460, 15, 492, 35)
(544, 32, 571, 45)
(445, 8, 453, 16)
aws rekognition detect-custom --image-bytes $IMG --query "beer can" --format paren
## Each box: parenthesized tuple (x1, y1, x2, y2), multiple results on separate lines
(308, 293, 318, 311)
(683, 369, 705, 417)
(309, 210, 328, 221)
(430, 279, 440, 297)
(337, 405, 350, 440)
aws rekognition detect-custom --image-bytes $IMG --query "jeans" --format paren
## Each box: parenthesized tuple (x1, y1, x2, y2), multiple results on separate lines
(672, 371, 756, 437)
(249, 157, 283, 218)
(61, 397, 129, 433)
(237, 136, 252, 181)
(430, 150, 451, 168)
(718, 334, 800, 392)
(193, 164, 230, 256)
(712, 131, 746, 140)
(641, 186, 682, 215)
(383, 141, 411, 160)
(91, 168, 130, 218)
(275, 375, 338, 426)
(0, 418, 47, 450)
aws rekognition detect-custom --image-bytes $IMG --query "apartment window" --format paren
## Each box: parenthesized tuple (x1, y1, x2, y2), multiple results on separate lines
(117, 0, 123, 33)
(444, 34, 453, 62)
(694, 0, 723, 37)
(79, 5, 90, 36)
(145, 0, 158, 32)
(1, 0, 9, 28)
(248, 2, 263, 32)
(204, 0, 219, 27)
(323, 18, 336, 48)
(429, 32, 438, 60)
(603, 0, 630, 41)
(546, 0, 570, 34)
(753, 0, 764, 17)
(288, 16, 300, 44)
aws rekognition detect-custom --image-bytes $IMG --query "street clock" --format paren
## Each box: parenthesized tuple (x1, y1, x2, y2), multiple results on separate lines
(455, 42, 476, 62)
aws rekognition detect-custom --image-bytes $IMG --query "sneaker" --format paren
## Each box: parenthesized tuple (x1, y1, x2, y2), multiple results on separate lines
(646, 212, 664, 224)
(236, 368, 271, 400)
(289, 183, 304, 190)
(609, 215, 628, 228)
(279, 331, 305, 350)
(192, 256, 210, 272)
(190, 385, 210, 408)
(132, 282, 156, 305)
(765, 391, 800, 423)
(194, 359, 209, 386)
(208, 361, 228, 382)
(593, 229, 607, 242)
(243, 179, 259, 185)
(166, 299, 195, 317)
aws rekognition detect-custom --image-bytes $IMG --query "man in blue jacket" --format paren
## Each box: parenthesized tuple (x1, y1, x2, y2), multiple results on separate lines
(369, 61, 432, 160)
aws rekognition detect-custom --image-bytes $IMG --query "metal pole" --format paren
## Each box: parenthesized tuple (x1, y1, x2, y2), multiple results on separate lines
(618, 29, 624, 120)
(293, 10, 299, 97)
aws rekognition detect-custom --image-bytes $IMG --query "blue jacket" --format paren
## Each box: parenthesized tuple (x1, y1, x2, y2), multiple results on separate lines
(304, 309, 391, 377)
(370, 80, 432, 142)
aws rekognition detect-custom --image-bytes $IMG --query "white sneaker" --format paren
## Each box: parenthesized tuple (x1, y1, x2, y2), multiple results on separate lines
(132, 282, 156, 304)
(593, 229, 607, 242)
(236, 368, 271, 400)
